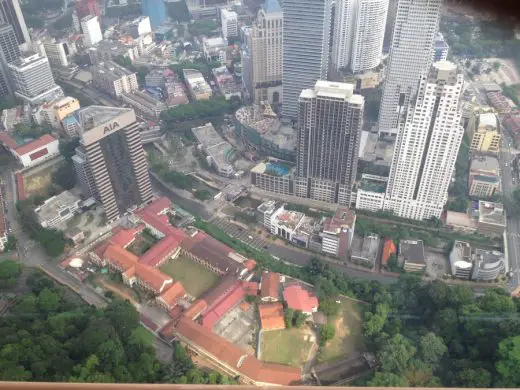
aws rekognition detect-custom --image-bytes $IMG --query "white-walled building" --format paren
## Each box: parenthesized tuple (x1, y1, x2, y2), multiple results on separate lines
(81, 15, 103, 47)
(332, 0, 389, 73)
(377, 0, 443, 137)
(91, 61, 139, 97)
(202, 36, 227, 64)
(0, 133, 60, 168)
(34, 191, 81, 229)
(43, 38, 77, 68)
(384, 61, 464, 220)
(355, 174, 387, 212)
(221, 9, 238, 39)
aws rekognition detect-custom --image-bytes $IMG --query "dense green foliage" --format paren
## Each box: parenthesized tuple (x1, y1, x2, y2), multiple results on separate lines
(319, 324, 336, 346)
(105, 4, 141, 18)
(284, 203, 333, 219)
(502, 84, 520, 107)
(448, 133, 470, 212)
(0, 260, 22, 290)
(188, 20, 218, 37)
(16, 197, 70, 258)
(57, 82, 97, 107)
(0, 271, 234, 384)
(113, 56, 149, 85)
(170, 61, 222, 79)
(160, 97, 239, 126)
(52, 10, 73, 31)
(167, 1, 190, 22)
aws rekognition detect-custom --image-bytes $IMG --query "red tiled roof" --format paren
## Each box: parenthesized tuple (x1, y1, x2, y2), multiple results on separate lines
(243, 281, 259, 296)
(184, 299, 208, 320)
(202, 282, 245, 329)
(139, 234, 183, 267)
(0, 133, 17, 149)
(142, 196, 171, 215)
(244, 259, 257, 271)
(283, 285, 318, 313)
(8, 134, 57, 156)
(260, 272, 280, 300)
(175, 317, 300, 385)
(110, 225, 144, 248)
(258, 303, 285, 331)
(381, 239, 397, 266)
(158, 281, 186, 308)
(103, 244, 139, 271)
(131, 263, 173, 294)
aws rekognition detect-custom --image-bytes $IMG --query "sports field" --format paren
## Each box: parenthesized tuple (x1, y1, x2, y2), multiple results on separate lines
(261, 327, 315, 367)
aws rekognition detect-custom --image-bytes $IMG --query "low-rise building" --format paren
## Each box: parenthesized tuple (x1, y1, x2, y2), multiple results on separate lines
(399, 239, 426, 273)
(470, 112, 500, 154)
(34, 191, 81, 229)
(260, 271, 280, 302)
(446, 210, 478, 233)
(351, 234, 380, 269)
(256, 200, 277, 230)
(1, 105, 31, 131)
(121, 90, 166, 118)
(478, 201, 506, 237)
(450, 240, 506, 281)
(268, 205, 305, 242)
(258, 302, 285, 331)
(91, 61, 139, 97)
(320, 207, 356, 259)
(212, 66, 241, 100)
(283, 284, 318, 315)
(355, 174, 387, 212)
(145, 69, 166, 88)
(192, 123, 235, 177)
(202, 36, 227, 64)
(183, 69, 212, 101)
(0, 133, 60, 168)
(469, 156, 500, 198)
(250, 161, 293, 196)
(88, 40, 140, 64)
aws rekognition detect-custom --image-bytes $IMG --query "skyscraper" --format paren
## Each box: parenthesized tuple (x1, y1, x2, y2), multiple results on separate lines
(77, 106, 153, 222)
(249, 0, 283, 104)
(8, 53, 63, 104)
(295, 80, 364, 205)
(384, 61, 464, 220)
(331, 0, 388, 73)
(80, 15, 103, 47)
(282, 0, 332, 119)
(0, 23, 19, 98)
(377, 0, 442, 137)
(141, 0, 167, 29)
(0, 0, 30, 50)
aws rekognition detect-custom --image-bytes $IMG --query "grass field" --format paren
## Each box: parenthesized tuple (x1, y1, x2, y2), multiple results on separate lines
(318, 298, 366, 363)
(132, 325, 154, 346)
(159, 256, 219, 297)
(24, 166, 56, 197)
(261, 327, 315, 367)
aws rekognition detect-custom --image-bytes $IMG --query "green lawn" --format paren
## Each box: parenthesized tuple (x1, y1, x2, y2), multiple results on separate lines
(261, 327, 314, 367)
(132, 325, 154, 346)
(159, 256, 219, 297)
(318, 298, 366, 363)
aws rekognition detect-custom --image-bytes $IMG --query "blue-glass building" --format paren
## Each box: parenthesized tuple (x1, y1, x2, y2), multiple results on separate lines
(141, 0, 167, 29)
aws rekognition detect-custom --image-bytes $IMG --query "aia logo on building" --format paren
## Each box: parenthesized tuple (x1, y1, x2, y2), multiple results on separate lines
(103, 122, 120, 134)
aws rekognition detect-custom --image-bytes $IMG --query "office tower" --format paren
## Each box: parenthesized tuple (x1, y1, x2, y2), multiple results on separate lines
(0, 24, 19, 98)
(0, 0, 30, 50)
(76, 0, 100, 19)
(331, 0, 388, 73)
(221, 8, 238, 39)
(249, 0, 283, 104)
(77, 106, 153, 222)
(43, 38, 77, 68)
(433, 32, 449, 62)
(81, 15, 103, 47)
(282, 0, 332, 119)
(8, 53, 63, 104)
(295, 80, 364, 205)
(377, 0, 442, 137)
(383, 0, 397, 49)
(141, 0, 167, 29)
(73, 146, 98, 200)
(384, 61, 464, 220)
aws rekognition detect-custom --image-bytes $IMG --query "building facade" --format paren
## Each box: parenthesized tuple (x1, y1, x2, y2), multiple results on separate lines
(282, 0, 332, 119)
(377, 0, 442, 137)
(77, 106, 153, 221)
(72, 146, 99, 200)
(249, 0, 283, 104)
(8, 53, 63, 105)
(121, 91, 167, 119)
(331, 0, 389, 73)
(0, 0, 30, 50)
(470, 112, 500, 154)
(81, 15, 103, 47)
(91, 61, 139, 97)
(0, 23, 20, 99)
(384, 61, 464, 220)
(141, 0, 167, 29)
(221, 9, 238, 39)
(296, 81, 364, 206)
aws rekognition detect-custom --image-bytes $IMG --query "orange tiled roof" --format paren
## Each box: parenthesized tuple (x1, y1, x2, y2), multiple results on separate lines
(381, 238, 397, 266)
(258, 302, 285, 331)
(184, 299, 208, 320)
(283, 285, 318, 313)
(133, 263, 173, 293)
(261, 272, 280, 299)
(103, 244, 139, 271)
(158, 281, 186, 307)
(110, 225, 144, 248)
(139, 234, 183, 267)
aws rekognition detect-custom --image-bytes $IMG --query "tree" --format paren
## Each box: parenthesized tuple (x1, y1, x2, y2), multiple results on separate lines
(293, 310, 307, 328)
(318, 298, 340, 317)
(319, 324, 336, 346)
(284, 308, 294, 328)
(364, 303, 389, 338)
(377, 334, 416, 374)
(479, 290, 516, 313)
(496, 336, 520, 387)
(52, 10, 73, 31)
(418, 332, 447, 367)
(368, 372, 409, 387)
(37, 288, 61, 313)
(453, 368, 491, 388)
(3, 235, 17, 252)
(0, 260, 22, 290)
(104, 300, 140, 340)
(52, 163, 76, 190)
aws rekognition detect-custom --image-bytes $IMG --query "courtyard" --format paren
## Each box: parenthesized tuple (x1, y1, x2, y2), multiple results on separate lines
(213, 303, 258, 355)
(260, 326, 316, 368)
(159, 256, 220, 298)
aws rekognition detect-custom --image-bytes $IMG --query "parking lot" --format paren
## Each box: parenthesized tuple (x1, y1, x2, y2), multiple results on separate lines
(212, 217, 272, 250)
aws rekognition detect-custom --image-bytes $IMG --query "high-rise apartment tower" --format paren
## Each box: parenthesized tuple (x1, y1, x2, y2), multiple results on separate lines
(377, 0, 442, 137)
(384, 61, 464, 220)
(0, 23, 19, 98)
(0, 0, 30, 49)
(331, 0, 389, 73)
(77, 106, 153, 222)
(248, 0, 283, 104)
(295, 80, 364, 206)
(282, 0, 332, 119)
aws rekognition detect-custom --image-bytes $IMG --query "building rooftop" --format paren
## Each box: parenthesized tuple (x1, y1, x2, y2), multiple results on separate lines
(192, 123, 234, 170)
(479, 112, 498, 129)
(273, 208, 305, 231)
(78, 106, 132, 131)
(323, 207, 356, 234)
(260, 271, 280, 300)
(258, 302, 285, 330)
(91, 61, 135, 81)
(359, 174, 388, 193)
(283, 284, 318, 313)
(478, 201, 506, 227)
(399, 239, 425, 265)
(263, 0, 282, 13)
(470, 155, 500, 174)
(123, 90, 166, 109)
(103, 244, 139, 271)
(351, 234, 380, 264)
(34, 190, 80, 225)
